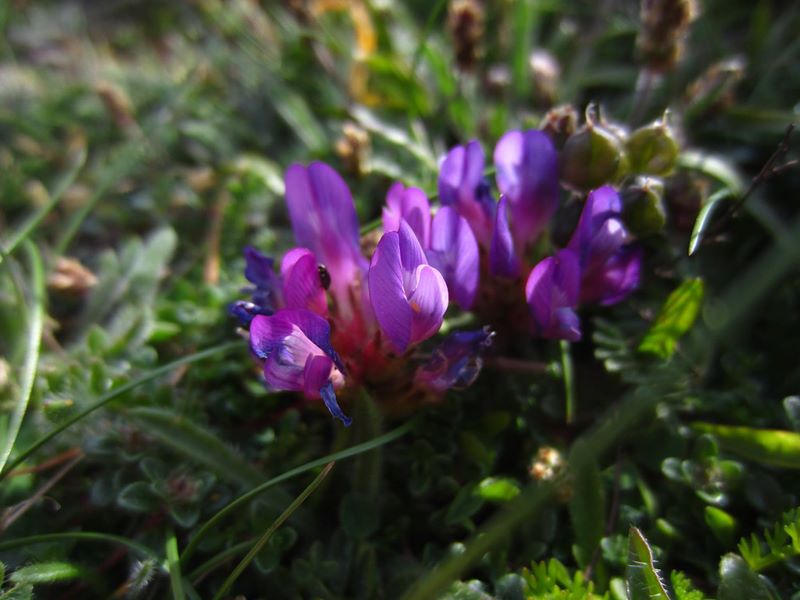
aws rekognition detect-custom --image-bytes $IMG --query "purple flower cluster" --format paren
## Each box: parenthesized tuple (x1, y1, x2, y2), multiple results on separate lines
(233, 129, 641, 425)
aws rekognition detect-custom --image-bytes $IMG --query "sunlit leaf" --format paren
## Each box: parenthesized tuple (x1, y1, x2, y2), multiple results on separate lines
(691, 423, 800, 469)
(626, 527, 669, 600)
(639, 278, 704, 359)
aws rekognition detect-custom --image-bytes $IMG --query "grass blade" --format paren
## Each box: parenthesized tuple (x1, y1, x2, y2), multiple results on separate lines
(211, 462, 335, 600)
(0, 147, 87, 261)
(129, 407, 264, 488)
(166, 531, 186, 600)
(0, 242, 45, 474)
(0, 532, 160, 560)
(0, 341, 241, 481)
(180, 418, 416, 566)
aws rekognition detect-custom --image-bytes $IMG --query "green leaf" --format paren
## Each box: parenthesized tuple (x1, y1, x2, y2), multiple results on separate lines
(670, 571, 708, 600)
(165, 531, 186, 600)
(475, 477, 521, 503)
(717, 554, 778, 600)
(117, 481, 159, 512)
(626, 527, 669, 600)
(689, 189, 736, 255)
(340, 493, 380, 539)
(569, 445, 606, 570)
(691, 423, 800, 469)
(0, 243, 44, 475)
(129, 407, 264, 488)
(446, 486, 485, 526)
(0, 584, 33, 600)
(705, 506, 738, 547)
(9, 562, 82, 585)
(639, 278, 704, 359)
(677, 151, 746, 196)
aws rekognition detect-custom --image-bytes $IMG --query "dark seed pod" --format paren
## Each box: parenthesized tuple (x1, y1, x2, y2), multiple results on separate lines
(622, 176, 667, 236)
(626, 120, 679, 175)
(560, 109, 628, 192)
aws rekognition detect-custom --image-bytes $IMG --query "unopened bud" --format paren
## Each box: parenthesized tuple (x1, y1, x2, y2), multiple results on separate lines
(637, 0, 698, 73)
(561, 109, 628, 191)
(622, 176, 667, 236)
(95, 81, 136, 131)
(48, 257, 98, 295)
(685, 56, 745, 117)
(626, 119, 679, 175)
(529, 49, 560, 107)
(448, 0, 485, 72)
(540, 104, 578, 149)
(335, 122, 370, 176)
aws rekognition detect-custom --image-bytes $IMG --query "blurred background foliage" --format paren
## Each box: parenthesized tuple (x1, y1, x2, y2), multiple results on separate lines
(0, 0, 798, 598)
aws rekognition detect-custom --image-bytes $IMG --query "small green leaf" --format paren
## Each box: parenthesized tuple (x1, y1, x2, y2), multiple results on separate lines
(446, 486, 484, 526)
(689, 189, 735, 255)
(0, 584, 33, 600)
(475, 477, 521, 503)
(130, 407, 264, 487)
(117, 481, 159, 512)
(705, 506, 738, 547)
(9, 562, 82, 585)
(691, 423, 800, 469)
(639, 278, 704, 359)
(569, 447, 606, 570)
(717, 554, 778, 600)
(339, 493, 380, 540)
(626, 527, 669, 600)
(671, 570, 708, 600)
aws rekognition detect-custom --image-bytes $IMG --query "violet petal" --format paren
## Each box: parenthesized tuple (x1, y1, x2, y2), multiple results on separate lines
(525, 249, 582, 341)
(281, 248, 327, 315)
(494, 130, 559, 247)
(428, 207, 479, 309)
(382, 182, 431, 248)
(489, 196, 521, 278)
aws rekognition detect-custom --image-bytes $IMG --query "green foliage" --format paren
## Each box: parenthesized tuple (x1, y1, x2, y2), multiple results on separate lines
(520, 558, 609, 599)
(626, 527, 670, 600)
(639, 278, 704, 359)
(737, 508, 800, 572)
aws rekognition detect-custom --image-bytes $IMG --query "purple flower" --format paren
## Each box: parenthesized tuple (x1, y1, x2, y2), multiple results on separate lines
(230, 246, 281, 326)
(415, 328, 494, 392)
(280, 248, 328, 316)
(438, 140, 495, 246)
(489, 196, 521, 279)
(525, 249, 581, 341)
(427, 206, 480, 310)
(494, 130, 559, 250)
(568, 186, 641, 305)
(580, 246, 642, 306)
(250, 309, 351, 426)
(368, 221, 449, 354)
(285, 162, 368, 320)
(383, 182, 431, 248)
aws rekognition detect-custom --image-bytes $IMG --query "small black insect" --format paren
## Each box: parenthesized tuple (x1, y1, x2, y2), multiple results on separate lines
(318, 264, 331, 290)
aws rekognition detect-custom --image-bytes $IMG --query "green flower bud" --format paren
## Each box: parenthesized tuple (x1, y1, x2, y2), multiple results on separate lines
(626, 121, 679, 175)
(622, 176, 667, 236)
(560, 120, 628, 192)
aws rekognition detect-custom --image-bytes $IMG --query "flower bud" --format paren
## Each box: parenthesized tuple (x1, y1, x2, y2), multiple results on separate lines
(626, 120, 679, 175)
(622, 176, 667, 236)
(540, 104, 578, 149)
(560, 114, 628, 192)
(448, 0, 485, 72)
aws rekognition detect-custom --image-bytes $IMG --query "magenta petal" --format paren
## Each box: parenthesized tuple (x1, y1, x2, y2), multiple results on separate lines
(568, 185, 626, 265)
(489, 196, 521, 279)
(368, 230, 413, 353)
(525, 249, 582, 341)
(438, 141, 494, 245)
(303, 354, 335, 396)
(281, 248, 327, 315)
(581, 246, 642, 306)
(284, 162, 367, 315)
(407, 264, 448, 345)
(494, 130, 559, 246)
(382, 182, 431, 248)
(369, 222, 449, 353)
(428, 207, 479, 309)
